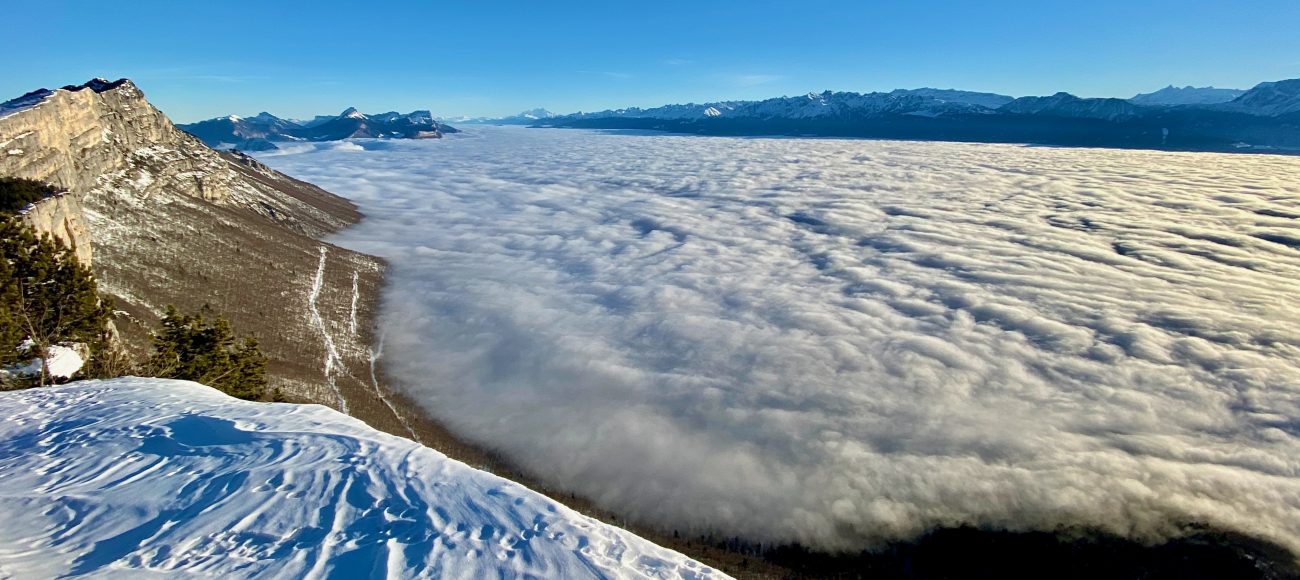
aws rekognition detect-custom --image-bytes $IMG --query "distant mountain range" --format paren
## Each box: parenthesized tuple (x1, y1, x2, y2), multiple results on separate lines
(445, 108, 559, 125)
(179, 108, 458, 151)
(537, 79, 1300, 153)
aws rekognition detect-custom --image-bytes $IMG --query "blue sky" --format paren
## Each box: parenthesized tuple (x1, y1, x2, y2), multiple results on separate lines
(4, 0, 1299, 122)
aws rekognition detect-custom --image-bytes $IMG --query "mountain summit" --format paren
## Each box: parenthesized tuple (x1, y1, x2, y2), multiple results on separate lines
(449, 108, 560, 125)
(1226, 78, 1300, 116)
(1129, 85, 1245, 106)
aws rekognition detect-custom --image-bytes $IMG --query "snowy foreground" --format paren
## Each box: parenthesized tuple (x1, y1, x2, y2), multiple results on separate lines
(0, 379, 722, 579)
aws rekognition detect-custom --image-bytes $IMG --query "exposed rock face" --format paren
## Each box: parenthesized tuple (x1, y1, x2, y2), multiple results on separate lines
(0, 79, 420, 435)
(0, 79, 237, 204)
(19, 191, 92, 266)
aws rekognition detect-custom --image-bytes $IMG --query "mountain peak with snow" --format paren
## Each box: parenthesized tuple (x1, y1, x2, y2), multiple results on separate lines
(518, 107, 557, 119)
(180, 106, 457, 150)
(1227, 78, 1300, 116)
(1130, 85, 1245, 106)
(998, 92, 1141, 121)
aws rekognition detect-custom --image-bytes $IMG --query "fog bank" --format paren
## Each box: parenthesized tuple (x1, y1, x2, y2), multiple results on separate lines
(262, 128, 1300, 554)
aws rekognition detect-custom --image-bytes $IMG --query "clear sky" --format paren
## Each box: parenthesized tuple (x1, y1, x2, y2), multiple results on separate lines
(4, 0, 1299, 122)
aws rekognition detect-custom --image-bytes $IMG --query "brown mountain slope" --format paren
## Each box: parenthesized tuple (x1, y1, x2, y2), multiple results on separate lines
(0, 79, 417, 437)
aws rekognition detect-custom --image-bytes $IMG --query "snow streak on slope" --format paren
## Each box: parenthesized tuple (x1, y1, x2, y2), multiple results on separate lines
(0, 379, 721, 579)
(308, 245, 349, 414)
(261, 128, 1300, 555)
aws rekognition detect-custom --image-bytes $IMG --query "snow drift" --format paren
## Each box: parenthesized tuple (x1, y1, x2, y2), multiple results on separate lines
(260, 127, 1300, 557)
(0, 379, 720, 579)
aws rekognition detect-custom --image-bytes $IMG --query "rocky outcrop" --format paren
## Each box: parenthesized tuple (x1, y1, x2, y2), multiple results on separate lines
(19, 191, 92, 266)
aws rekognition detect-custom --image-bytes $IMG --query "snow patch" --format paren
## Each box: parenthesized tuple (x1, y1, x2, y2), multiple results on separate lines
(349, 270, 360, 336)
(307, 246, 348, 413)
(7, 344, 84, 379)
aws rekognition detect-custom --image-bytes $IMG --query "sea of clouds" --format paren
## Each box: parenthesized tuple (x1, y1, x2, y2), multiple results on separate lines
(261, 127, 1300, 554)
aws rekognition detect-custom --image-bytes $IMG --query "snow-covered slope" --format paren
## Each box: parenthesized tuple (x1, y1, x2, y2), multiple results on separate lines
(1227, 79, 1300, 116)
(998, 92, 1141, 121)
(0, 379, 722, 579)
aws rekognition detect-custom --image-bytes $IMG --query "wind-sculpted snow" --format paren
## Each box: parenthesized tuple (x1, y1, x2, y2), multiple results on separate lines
(0, 379, 720, 578)
(261, 127, 1300, 556)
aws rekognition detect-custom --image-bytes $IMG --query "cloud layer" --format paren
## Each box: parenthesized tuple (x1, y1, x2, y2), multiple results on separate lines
(261, 128, 1300, 554)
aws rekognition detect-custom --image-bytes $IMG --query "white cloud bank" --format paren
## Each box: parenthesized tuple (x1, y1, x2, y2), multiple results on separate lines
(261, 128, 1300, 554)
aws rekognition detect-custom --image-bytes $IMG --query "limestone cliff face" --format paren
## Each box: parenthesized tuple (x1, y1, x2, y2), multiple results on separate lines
(0, 79, 420, 437)
(19, 192, 93, 266)
(0, 79, 236, 204)
(0, 79, 348, 233)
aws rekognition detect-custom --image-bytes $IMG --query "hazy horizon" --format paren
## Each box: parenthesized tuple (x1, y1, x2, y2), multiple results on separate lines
(4, 0, 1299, 122)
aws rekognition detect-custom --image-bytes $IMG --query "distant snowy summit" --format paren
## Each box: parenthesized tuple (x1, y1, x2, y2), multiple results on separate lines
(1129, 85, 1245, 106)
(540, 78, 1300, 152)
(1225, 78, 1300, 116)
(447, 107, 560, 125)
(0, 379, 724, 579)
(179, 108, 459, 151)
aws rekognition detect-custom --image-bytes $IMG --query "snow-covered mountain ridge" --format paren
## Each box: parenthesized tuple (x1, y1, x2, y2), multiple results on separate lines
(560, 88, 1015, 122)
(179, 108, 459, 151)
(542, 78, 1300, 152)
(0, 379, 721, 579)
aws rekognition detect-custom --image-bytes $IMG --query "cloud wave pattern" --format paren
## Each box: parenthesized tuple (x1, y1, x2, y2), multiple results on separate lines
(261, 127, 1300, 554)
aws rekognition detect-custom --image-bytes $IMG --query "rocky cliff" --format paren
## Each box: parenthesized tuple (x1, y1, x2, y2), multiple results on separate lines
(0, 79, 421, 436)
(0, 79, 239, 203)
(18, 191, 92, 266)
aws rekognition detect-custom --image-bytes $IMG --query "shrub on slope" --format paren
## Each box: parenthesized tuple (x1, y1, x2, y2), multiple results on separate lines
(145, 305, 270, 401)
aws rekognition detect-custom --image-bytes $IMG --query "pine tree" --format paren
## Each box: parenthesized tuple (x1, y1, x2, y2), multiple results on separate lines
(0, 218, 112, 385)
(147, 305, 269, 400)
(0, 177, 58, 216)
